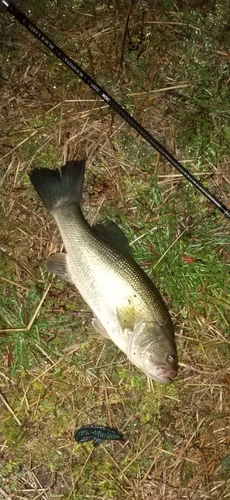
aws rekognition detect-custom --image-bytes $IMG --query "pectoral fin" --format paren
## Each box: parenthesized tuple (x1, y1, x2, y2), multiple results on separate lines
(46, 252, 72, 282)
(92, 317, 111, 340)
(116, 298, 135, 334)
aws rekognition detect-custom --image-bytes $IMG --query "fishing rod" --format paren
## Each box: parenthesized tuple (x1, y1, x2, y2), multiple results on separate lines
(1, 0, 230, 220)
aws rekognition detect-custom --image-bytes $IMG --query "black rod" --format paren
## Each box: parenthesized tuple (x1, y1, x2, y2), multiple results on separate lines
(2, 0, 230, 220)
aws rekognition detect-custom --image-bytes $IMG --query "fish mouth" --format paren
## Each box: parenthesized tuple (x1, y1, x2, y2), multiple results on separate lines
(145, 367, 177, 385)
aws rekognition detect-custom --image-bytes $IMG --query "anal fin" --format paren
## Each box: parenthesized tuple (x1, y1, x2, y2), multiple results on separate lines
(46, 252, 72, 282)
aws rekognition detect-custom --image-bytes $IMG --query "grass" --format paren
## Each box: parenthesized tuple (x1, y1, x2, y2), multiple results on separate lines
(0, 0, 230, 499)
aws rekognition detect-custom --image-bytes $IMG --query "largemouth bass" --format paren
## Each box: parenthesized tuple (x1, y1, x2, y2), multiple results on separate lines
(30, 160, 178, 384)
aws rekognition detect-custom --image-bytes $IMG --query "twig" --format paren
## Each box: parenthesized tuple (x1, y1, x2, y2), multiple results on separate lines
(0, 392, 22, 426)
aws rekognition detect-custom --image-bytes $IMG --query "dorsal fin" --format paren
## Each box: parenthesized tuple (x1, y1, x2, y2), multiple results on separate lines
(93, 220, 132, 256)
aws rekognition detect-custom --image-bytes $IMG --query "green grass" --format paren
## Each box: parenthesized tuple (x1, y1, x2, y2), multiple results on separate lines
(1, 1, 230, 498)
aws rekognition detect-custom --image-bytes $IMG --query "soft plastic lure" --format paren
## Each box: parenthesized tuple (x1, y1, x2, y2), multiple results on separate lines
(75, 424, 124, 445)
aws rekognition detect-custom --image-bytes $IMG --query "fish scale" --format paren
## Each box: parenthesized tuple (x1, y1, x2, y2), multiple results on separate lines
(55, 205, 166, 351)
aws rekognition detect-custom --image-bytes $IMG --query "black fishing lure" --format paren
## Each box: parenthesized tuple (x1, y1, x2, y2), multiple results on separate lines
(75, 424, 124, 446)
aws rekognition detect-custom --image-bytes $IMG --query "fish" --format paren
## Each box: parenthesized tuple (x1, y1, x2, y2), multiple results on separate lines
(29, 160, 178, 384)
(75, 424, 124, 445)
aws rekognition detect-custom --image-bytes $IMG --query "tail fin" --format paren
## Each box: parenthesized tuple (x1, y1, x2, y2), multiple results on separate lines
(29, 160, 85, 212)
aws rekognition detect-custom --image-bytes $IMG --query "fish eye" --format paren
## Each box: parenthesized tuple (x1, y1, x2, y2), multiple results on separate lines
(167, 354, 175, 363)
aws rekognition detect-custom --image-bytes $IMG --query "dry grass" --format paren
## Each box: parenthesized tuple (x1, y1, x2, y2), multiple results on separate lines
(0, 1, 230, 499)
